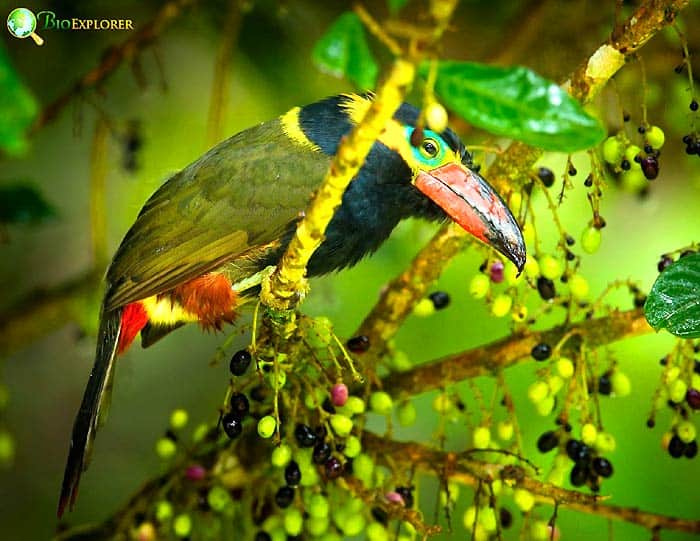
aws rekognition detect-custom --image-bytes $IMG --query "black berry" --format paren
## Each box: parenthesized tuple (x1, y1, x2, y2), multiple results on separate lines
(657, 256, 673, 273)
(598, 374, 612, 395)
(395, 486, 414, 508)
(250, 385, 268, 402)
(371, 506, 388, 524)
(538, 167, 556, 187)
(294, 424, 317, 447)
(592, 457, 613, 478)
(537, 431, 559, 453)
(570, 463, 588, 486)
(685, 440, 698, 459)
(566, 439, 591, 464)
(668, 435, 686, 458)
(254, 531, 272, 541)
(284, 461, 302, 486)
(691, 100, 699, 112)
(324, 457, 344, 479)
(584, 174, 593, 187)
(499, 507, 513, 528)
(313, 442, 332, 464)
(275, 486, 295, 508)
(429, 291, 450, 310)
(230, 349, 252, 376)
(531, 342, 552, 361)
(221, 413, 243, 439)
(537, 277, 556, 300)
(346, 335, 370, 353)
(686, 388, 700, 410)
(229, 393, 250, 419)
(568, 166, 577, 176)
(640, 156, 659, 180)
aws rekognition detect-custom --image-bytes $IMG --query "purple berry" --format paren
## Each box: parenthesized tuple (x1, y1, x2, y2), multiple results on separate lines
(490, 260, 505, 283)
(331, 383, 349, 407)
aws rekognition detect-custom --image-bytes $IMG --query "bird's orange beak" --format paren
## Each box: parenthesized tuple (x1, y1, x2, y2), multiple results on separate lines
(415, 162, 526, 271)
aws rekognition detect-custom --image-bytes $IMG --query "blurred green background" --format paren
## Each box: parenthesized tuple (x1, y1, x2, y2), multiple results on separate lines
(1, 0, 700, 539)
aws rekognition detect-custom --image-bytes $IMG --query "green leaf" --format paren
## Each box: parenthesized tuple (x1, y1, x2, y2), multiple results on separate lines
(0, 184, 56, 225)
(387, 0, 409, 14)
(422, 61, 605, 152)
(0, 44, 38, 156)
(312, 12, 378, 90)
(645, 253, 700, 339)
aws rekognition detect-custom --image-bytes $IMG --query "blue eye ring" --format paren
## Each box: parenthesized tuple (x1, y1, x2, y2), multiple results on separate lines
(405, 127, 447, 167)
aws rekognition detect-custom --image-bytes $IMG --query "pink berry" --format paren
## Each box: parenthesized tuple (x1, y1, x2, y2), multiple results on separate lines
(331, 383, 349, 407)
(490, 260, 504, 283)
(186, 464, 206, 481)
(385, 491, 405, 505)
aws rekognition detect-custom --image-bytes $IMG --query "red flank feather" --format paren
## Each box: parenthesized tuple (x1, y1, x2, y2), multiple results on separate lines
(117, 302, 149, 354)
(173, 273, 238, 330)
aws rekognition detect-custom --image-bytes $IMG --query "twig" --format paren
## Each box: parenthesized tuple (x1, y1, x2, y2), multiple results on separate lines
(381, 309, 651, 396)
(28, 0, 197, 136)
(361, 432, 700, 535)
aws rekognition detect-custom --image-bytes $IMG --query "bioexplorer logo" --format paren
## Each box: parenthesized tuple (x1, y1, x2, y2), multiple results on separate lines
(7, 7, 134, 46)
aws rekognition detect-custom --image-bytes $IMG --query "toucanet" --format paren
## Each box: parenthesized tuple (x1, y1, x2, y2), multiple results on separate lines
(58, 93, 525, 516)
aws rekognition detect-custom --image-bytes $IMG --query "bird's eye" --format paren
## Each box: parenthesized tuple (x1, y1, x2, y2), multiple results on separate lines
(420, 138, 439, 159)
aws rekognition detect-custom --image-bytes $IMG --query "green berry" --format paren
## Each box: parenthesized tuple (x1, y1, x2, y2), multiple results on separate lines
(528, 380, 549, 403)
(192, 423, 209, 443)
(432, 393, 453, 413)
(0, 430, 15, 465)
(524, 256, 539, 279)
(581, 423, 598, 446)
(624, 144, 642, 164)
(472, 426, 491, 448)
(413, 297, 435, 317)
(267, 370, 286, 390)
(513, 489, 535, 512)
(268, 527, 286, 541)
(207, 485, 231, 512)
(611, 371, 631, 396)
(568, 274, 589, 300)
(370, 391, 393, 415)
(535, 396, 555, 416)
(581, 226, 602, 254)
(271, 444, 293, 468)
(330, 414, 353, 437)
(547, 375, 564, 395)
(469, 273, 490, 299)
(595, 431, 616, 453)
(353, 453, 375, 486)
(602, 136, 624, 164)
(479, 507, 497, 533)
(307, 493, 330, 518)
(491, 294, 512, 318)
(257, 416, 277, 439)
(557, 357, 575, 379)
(341, 513, 365, 536)
(155, 437, 177, 459)
(620, 169, 647, 192)
(306, 516, 330, 536)
(389, 350, 412, 372)
(344, 396, 366, 415)
(366, 522, 389, 541)
(497, 421, 514, 441)
(531, 520, 549, 540)
(397, 400, 417, 426)
(539, 255, 563, 280)
(284, 508, 303, 536)
(669, 379, 688, 403)
(173, 514, 192, 538)
(169, 408, 189, 430)
(463, 505, 477, 530)
(343, 435, 362, 458)
(646, 125, 665, 148)
(426, 102, 448, 132)
(155, 500, 173, 522)
(677, 420, 697, 443)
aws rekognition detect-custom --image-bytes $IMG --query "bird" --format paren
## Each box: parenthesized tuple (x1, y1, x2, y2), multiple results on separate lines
(58, 93, 525, 516)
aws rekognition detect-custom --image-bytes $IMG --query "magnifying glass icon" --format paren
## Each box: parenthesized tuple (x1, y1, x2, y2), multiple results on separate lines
(7, 8, 44, 46)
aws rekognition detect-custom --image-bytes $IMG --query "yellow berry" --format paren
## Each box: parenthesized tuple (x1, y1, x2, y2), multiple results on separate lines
(491, 294, 513, 318)
(522, 225, 535, 246)
(528, 381, 549, 403)
(539, 255, 563, 280)
(432, 393, 453, 414)
(677, 420, 697, 443)
(505, 262, 523, 285)
(531, 520, 549, 541)
(624, 144, 642, 164)
(413, 298, 435, 317)
(581, 423, 598, 446)
(513, 489, 535, 512)
(155, 437, 177, 459)
(524, 256, 540, 279)
(664, 366, 681, 385)
(535, 396, 555, 416)
(669, 379, 688, 403)
(547, 375, 564, 395)
(511, 305, 528, 322)
(469, 273, 490, 299)
(646, 125, 665, 149)
(581, 226, 602, 254)
(602, 136, 624, 164)
(595, 431, 616, 453)
(472, 426, 491, 448)
(479, 507, 497, 533)
(568, 274, 590, 301)
(463, 506, 477, 531)
(509, 192, 522, 215)
(369, 391, 393, 415)
(611, 371, 631, 397)
(620, 169, 647, 192)
(170, 409, 189, 430)
(557, 357, 575, 378)
(425, 102, 448, 133)
(173, 514, 192, 538)
(497, 421, 514, 441)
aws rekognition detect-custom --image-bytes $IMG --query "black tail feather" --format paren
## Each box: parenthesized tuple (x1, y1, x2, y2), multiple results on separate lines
(57, 308, 121, 518)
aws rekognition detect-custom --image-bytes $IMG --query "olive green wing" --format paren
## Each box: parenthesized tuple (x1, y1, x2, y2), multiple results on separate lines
(104, 119, 330, 310)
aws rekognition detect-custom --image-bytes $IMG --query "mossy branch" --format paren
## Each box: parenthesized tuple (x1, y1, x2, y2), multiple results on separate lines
(355, 0, 688, 358)
(381, 308, 651, 397)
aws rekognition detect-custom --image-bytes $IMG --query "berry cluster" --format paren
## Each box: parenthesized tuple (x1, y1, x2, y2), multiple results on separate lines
(601, 126, 665, 192)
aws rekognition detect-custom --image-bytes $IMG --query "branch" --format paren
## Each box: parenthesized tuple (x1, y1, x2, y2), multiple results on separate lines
(361, 433, 700, 535)
(354, 0, 688, 358)
(28, 0, 197, 136)
(0, 270, 100, 356)
(381, 308, 651, 397)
